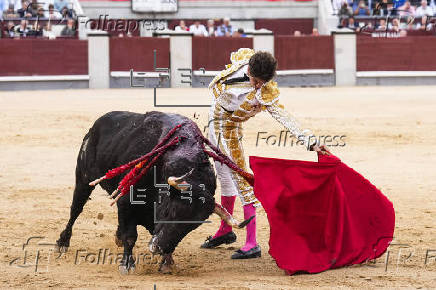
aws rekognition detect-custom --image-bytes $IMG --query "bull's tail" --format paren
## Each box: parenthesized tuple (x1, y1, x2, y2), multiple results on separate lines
(56, 128, 98, 252)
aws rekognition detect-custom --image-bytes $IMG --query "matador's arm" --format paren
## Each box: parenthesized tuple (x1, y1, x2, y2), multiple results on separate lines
(256, 82, 317, 150)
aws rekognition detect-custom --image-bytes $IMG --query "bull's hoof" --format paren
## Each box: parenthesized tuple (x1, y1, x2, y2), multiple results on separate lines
(158, 263, 173, 274)
(114, 235, 123, 247)
(54, 244, 69, 253)
(119, 255, 135, 275)
(158, 254, 174, 274)
(118, 263, 135, 275)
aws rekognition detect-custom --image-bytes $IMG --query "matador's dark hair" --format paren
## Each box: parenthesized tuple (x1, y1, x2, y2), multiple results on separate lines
(248, 51, 277, 82)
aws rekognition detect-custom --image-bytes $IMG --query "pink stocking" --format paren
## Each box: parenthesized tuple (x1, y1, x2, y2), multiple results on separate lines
(213, 195, 236, 238)
(240, 203, 257, 251)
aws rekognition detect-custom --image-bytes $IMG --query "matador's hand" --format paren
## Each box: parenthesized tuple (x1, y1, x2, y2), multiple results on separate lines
(311, 144, 331, 155)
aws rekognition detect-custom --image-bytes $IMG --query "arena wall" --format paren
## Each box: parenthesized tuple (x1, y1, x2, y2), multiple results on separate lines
(3, 34, 436, 90)
(0, 39, 88, 76)
(357, 36, 436, 71)
(192, 37, 253, 71)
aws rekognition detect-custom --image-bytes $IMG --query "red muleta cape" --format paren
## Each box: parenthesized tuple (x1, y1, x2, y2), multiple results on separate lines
(249, 153, 395, 275)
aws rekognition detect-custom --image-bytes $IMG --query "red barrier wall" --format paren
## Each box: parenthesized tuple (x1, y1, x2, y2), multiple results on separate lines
(192, 36, 253, 70)
(274, 36, 334, 70)
(255, 19, 314, 35)
(110, 37, 170, 71)
(0, 39, 87, 76)
(357, 36, 436, 71)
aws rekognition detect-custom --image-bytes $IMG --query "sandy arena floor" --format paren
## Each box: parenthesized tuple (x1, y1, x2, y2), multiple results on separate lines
(0, 87, 435, 289)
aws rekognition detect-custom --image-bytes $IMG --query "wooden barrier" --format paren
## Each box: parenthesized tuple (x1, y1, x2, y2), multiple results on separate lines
(0, 38, 87, 76)
(274, 36, 334, 70)
(357, 36, 436, 71)
(192, 36, 253, 70)
(109, 37, 170, 71)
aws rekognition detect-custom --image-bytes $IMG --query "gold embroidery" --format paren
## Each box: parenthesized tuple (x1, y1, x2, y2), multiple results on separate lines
(259, 81, 280, 104)
(212, 87, 219, 98)
(230, 48, 255, 63)
(246, 90, 256, 100)
(209, 48, 254, 89)
(211, 104, 260, 207)
(240, 101, 253, 111)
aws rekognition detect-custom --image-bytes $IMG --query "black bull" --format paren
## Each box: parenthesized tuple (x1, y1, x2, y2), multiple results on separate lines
(56, 111, 220, 273)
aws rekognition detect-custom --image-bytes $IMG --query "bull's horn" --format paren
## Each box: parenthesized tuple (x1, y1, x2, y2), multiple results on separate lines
(213, 203, 254, 229)
(167, 168, 194, 187)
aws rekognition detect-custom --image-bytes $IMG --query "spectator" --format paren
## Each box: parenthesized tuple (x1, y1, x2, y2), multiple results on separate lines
(338, 1, 353, 27)
(232, 28, 246, 37)
(17, 0, 32, 18)
(354, 0, 370, 15)
(361, 21, 373, 31)
(30, 0, 38, 16)
(43, 22, 55, 39)
(348, 17, 358, 29)
(311, 28, 320, 36)
(189, 20, 207, 36)
(389, 18, 401, 31)
(61, 18, 76, 36)
(17, 19, 29, 37)
(339, 1, 353, 17)
(400, 15, 415, 29)
(399, 29, 408, 36)
(206, 19, 216, 36)
(175, 20, 188, 31)
(376, 18, 387, 30)
(60, 6, 73, 19)
(45, 4, 61, 20)
(392, 0, 407, 15)
(416, 14, 433, 29)
(4, 21, 17, 37)
(36, 6, 45, 18)
(3, 4, 19, 19)
(373, 0, 390, 16)
(415, 0, 433, 16)
(332, 0, 346, 14)
(293, 30, 302, 36)
(216, 17, 233, 36)
(28, 20, 42, 36)
(399, 1, 416, 16)
(54, 0, 68, 14)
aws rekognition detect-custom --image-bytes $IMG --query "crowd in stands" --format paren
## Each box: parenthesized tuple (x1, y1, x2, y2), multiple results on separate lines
(334, 0, 436, 34)
(174, 17, 247, 37)
(0, 0, 76, 38)
(172, 17, 322, 37)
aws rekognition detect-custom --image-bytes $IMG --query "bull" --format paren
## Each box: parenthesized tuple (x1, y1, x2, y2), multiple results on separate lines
(56, 111, 246, 274)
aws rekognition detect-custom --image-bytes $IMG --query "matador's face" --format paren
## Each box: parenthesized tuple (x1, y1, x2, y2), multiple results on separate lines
(247, 66, 266, 90)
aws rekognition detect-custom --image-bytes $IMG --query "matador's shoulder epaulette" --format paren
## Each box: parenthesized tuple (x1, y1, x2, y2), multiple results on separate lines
(258, 81, 280, 106)
(208, 48, 255, 89)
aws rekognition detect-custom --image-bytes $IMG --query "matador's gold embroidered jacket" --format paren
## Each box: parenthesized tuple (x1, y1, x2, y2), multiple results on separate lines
(209, 48, 315, 148)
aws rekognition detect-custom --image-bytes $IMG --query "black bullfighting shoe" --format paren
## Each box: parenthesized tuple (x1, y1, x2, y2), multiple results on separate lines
(231, 245, 261, 259)
(200, 231, 237, 249)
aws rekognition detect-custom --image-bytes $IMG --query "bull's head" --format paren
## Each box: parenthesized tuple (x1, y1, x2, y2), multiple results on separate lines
(150, 143, 217, 255)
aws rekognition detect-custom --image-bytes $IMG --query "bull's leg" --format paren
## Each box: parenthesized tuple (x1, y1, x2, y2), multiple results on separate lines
(56, 181, 93, 252)
(117, 204, 138, 274)
(114, 225, 123, 247)
(159, 253, 175, 274)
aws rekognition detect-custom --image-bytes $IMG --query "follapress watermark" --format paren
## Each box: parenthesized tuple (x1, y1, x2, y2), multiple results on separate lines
(256, 131, 347, 149)
(8, 236, 162, 273)
(9, 236, 435, 273)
